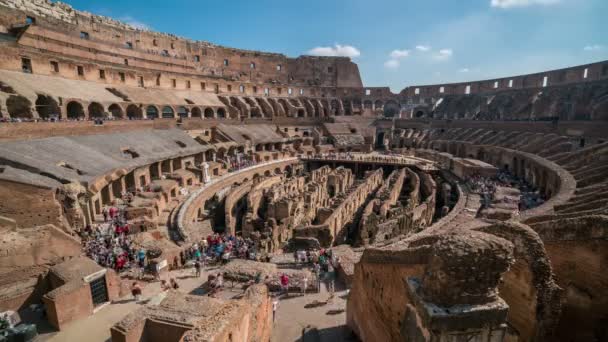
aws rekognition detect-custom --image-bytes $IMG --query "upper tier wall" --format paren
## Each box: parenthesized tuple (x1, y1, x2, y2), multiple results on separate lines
(400, 60, 608, 98)
(0, 0, 362, 89)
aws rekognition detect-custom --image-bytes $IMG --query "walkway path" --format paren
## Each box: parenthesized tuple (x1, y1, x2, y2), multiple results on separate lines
(32, 263, 351, 342)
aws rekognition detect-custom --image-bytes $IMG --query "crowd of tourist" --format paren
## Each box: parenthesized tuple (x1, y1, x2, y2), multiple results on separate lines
(80, 205, 146, 274)
(224, 154, 258, 172)
(309, 152, 411, 165)
(180, 233, 259, 267)
(466, 170, 546, 211)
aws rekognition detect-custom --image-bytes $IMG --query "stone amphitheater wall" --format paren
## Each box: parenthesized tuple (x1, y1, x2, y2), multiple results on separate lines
(0, 180, 64, 229)
(224, 180, 253, 236)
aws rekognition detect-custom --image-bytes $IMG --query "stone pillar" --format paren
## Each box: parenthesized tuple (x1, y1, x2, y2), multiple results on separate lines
(402, 232, 515, 342)
(202, 162, 210, 183)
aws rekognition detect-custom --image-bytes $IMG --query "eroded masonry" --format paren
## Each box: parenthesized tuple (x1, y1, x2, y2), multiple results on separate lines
(0, 0, 606, 341)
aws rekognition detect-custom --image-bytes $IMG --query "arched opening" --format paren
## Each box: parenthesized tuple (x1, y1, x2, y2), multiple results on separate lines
(217, 148, 227, 160)
(331, 99, 340, 115)
(127, 104, 143, 119)
(374, 100, 383, 109)
(204, 108, 215, 118)
(66, 101, 85, 120)
(108, 104, 123, 118)
(297, 109, 305, 118)
(264, 170, 271, 177)
(177, 106, 188, 118)
(364, 100, 373, 109)
(217, 108, 226, 118)
(162, 106, 175, 119)
(376, 132, 386, 149)
(191, 107, 202, 118)
(88, 102, 105, 118)
(205, 150, 216, 162)
(146, 105, 159, 119)
(6, 95, 33, 119)
(415, 110, 425, 118)
(384, 101, 400, 117)
(35, 95, 60, 119)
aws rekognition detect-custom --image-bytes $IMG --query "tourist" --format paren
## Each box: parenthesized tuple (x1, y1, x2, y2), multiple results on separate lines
(280, 273, 290, 296)
(272, 298, 279, 322)
(102, 207, 108, 223)
(302, 276, 308, 295)
(138, 248, 146, 268)
(194, 260, 201, 277)
(170, 278, 180, 290)
(326, 263, 335, 295)
(131, 282, 142, 302)
(216, 273, 224, 288)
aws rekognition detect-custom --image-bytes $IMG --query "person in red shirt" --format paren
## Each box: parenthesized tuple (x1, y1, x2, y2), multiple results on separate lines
(280, 273, 290, 297)
(109, 206, 118, 219)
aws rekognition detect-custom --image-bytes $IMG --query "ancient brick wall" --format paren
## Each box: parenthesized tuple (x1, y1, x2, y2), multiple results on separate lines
(0, 180, 65, 229)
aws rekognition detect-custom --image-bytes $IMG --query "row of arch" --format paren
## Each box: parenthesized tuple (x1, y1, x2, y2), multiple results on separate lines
(4, 94, 403, 120)
(4, 95, 227, 120)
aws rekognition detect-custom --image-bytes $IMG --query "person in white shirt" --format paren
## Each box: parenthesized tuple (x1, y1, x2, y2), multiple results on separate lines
(302, 276, 308, 295)
(272, 299, 279, 322)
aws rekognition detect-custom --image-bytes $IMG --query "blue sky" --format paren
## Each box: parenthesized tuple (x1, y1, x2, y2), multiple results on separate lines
(67, 0, 607, 92)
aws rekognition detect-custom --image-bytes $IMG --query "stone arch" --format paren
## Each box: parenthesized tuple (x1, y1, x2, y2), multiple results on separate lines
(217, 147, 227, 160)
(218, 108, 228, 119)
(415, 110, 425, 118)
(297, 109, 305, 118)
(127, 104, 143, 119)
(66, 101, 85, 119)
(374, 100, 383, 109)
(205, 149, 216, 161)
(343, 100, 352, 115)
(108, 104, 123, 118)
(191, 107, 202, 118)
(274, 167, 281, 175)
(264, 170, 271, 177)
(35, 95, 60, 119)
(384, 101, 400, 117)
(88, 102, 105, 118)
(330, 99, 340, 115)
(162, 106, 175, 119)
(204, 107, 215, 118)
(6, 95, 33, 119)
(146, 105, 159, 119)
(364, 100, 373, 109)
(177, 106, 189, 118)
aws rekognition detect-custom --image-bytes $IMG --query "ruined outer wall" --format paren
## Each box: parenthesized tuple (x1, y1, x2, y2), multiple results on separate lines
(0, 0, 362, 90)
(400, 61, 608, 98)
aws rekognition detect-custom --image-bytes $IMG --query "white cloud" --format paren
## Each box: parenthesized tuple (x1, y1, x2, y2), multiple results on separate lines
(433, 49, 453, 61)
(120, 16, 150, 30)
(307, 44, 361, 58)
(490, 0, 560, 9)
(459, 68, 470, 73)
(390, 49, 410, 59)
(415, 45, 431, 52)
(384, 59, 400, 69)
(584, 44, 603, 51)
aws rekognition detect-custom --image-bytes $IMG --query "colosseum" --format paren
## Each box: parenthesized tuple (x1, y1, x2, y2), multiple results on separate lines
(0, 0, 606, 341)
